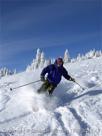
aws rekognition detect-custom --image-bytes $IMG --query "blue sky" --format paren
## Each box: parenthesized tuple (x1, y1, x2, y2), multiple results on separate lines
(0, 0, 102, 72)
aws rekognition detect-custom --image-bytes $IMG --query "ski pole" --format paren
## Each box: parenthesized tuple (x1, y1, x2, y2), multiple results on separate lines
(75, 81, 85, 90)
(10, 80, 40, 91)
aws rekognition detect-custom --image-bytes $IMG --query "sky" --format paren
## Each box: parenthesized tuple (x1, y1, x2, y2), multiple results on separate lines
(0, 0, 102, 72)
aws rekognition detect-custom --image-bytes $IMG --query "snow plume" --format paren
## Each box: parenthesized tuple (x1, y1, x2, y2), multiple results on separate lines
(17, 85, 59, 112)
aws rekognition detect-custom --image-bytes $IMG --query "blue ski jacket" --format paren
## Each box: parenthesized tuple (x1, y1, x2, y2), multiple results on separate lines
(41, 60, 71, 84)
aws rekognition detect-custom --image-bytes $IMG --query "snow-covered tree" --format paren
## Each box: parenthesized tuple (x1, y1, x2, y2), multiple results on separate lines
(26, 49, 42, 71)
(8, 71, 11, 75)
(51, 58, 55, 64)
(1, 68, 6, 76)
(50, 58, 53, 64)
(41, 52, 45, 63)
(26, 65, 31, 72)
(44, 60, 49, 67)
(77, 54, 81, 61)
(5, 71, 8, 76)
(35, 63, 39, 69)
(25, 48, 102, 72)
(71, 58, 76, 63)
(48, 59, 52, 65)
(64, 49, 70, 63)
(36, 48, 41, 64)
(31, 62, 35, 70)
(81, 54, 85, 60)
(0, 69, 3, 77)
(95, 50, 102, 57)
(13, 69, 16, 75)
(39, 52, 45, 68)
(85, 49, 96, 59)
(0, 67, 13, 78)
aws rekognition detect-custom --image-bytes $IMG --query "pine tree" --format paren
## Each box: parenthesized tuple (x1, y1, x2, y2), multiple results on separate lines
(85, 49, 96, 59)
(53, 58, 55, 63)
(36, 48, 41, 64)
(64, 49, 70, 63)
(50, 58, 53, 64)
(77, 54, 81, 61)
(44, 60, 48, 67)
(0, 69, 3, 77)
(3, 68, 6, 76)
(71, 58, 76, 63)
(13, 69, 16, 74)
(5, 71, 8, 76)
(95, 51, 101, 57)
(26, 65, 30, 72)
(49, 59, 51, 65)
(40, 52, 45, 68)
(8, 70, 11, 75)
(35, 63, 38, 69)
(81, 54, 85, 60)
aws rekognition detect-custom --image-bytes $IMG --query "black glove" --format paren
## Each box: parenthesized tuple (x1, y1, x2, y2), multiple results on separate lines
(69, 77, 75, 82)
(40, 76, 45, 82)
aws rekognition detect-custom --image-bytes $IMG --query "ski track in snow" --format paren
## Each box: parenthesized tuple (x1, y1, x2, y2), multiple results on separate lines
(0, 57, 102, 136)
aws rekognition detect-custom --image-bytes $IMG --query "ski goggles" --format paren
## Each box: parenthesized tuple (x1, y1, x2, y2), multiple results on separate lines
(57, 60, 63, 64)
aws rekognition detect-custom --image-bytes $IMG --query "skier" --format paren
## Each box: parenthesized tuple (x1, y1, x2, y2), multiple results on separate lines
(37, 58, 75, 96)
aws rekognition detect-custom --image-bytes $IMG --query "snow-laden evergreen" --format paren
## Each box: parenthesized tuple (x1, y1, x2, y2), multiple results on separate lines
(64, 49, 70, 63)
(0, 68, 16, 78)
(77, 53, 81, 61)
(85, 49, 96, 59)
(40, 52, 45, 68)
(82, 49, 102, 59)
(71, 49, 102, 62)
(36, 48, 41, 65)
(26, 49, 55, 72)
(26, 49, 102, 72)
(13, 69, 16, 75)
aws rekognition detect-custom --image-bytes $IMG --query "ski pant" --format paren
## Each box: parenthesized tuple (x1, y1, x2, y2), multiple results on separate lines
(38, 80, 57, 94)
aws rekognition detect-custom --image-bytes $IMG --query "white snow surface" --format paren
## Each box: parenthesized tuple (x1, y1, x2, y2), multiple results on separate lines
(0, 57, 102, 136)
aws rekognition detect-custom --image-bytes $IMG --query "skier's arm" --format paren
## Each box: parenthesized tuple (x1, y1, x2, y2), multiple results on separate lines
(41, 65, 50, 76)
(62, 68, 75, 82)
(62, 68, 72, 80)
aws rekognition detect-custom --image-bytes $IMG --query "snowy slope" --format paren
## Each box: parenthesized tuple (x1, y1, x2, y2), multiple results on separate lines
(0, 57, 102, 136)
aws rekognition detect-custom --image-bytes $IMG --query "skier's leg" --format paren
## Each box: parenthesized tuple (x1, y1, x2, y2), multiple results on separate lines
(47, 83, 57, 95)
(37, 80, 50, 94)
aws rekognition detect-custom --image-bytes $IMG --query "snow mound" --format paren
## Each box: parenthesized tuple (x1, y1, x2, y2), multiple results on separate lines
(0, 57, 102, 136)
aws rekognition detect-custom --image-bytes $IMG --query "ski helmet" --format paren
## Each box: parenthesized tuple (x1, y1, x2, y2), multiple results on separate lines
(57, 58, 63, 63)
